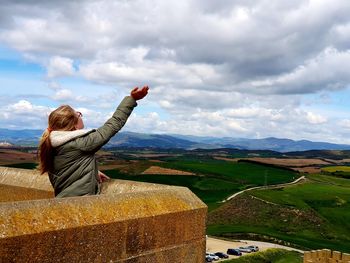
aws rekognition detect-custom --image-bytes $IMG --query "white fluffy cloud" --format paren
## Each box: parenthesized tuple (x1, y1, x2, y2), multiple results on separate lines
(47, 56, 75, 78)
(0, 100, 113, 130)
(0, 100, 52, 129)
(1, 0, 350, 143)
(7, 100, 49, 115)
(1, 0, 350, 95)
(306, 112, 327, 125)
(51, 88, 90, 103)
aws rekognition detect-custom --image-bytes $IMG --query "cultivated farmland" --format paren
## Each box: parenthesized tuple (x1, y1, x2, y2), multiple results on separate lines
(1, 147, 350, 252)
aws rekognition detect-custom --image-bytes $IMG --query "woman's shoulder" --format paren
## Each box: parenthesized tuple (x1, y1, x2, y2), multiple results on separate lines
(50, 129, 95, 148)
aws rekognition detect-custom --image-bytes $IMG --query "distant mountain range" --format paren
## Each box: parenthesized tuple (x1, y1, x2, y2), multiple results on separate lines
(1, 128, 350, 152)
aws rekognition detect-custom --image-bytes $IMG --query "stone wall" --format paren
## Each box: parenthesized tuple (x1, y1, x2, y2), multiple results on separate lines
(304, 249, 350, 263)
(0, 167, 207, 262)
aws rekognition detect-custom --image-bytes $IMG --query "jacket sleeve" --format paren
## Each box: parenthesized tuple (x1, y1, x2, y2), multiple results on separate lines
(75, 96, 137, 152)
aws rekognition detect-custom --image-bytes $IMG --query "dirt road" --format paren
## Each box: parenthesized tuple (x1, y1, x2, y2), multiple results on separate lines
(222, 175, 306, 202)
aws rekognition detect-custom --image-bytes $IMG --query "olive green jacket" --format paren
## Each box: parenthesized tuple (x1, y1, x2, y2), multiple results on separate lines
(48, 96, 137, 198)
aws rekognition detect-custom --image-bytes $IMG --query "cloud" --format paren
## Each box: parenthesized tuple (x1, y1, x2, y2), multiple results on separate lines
(0, 99, 114, 130)
(124, 105, 333, 140)
(78, 59, 223, 91)
(125, 111, 247, 137)
(339, 119, 350, 130)
(244, 47, 350, 95)
(47, 56, 75, 78)
(1, 0, 350, 96)
(1, 0, 350, 143)
(7, 100, 49, 114)
(0, 100, 52, 129)
(51, 88, 89, 103)
(306, 112, 327, 124)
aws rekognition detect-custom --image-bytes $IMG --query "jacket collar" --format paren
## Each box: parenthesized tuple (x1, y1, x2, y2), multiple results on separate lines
(50, 129, 93, 147)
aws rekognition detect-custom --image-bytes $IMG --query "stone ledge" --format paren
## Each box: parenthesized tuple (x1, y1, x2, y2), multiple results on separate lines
(0, 166, 178, 197)
(0, 167, 207, 263)
(0, 167, 53, 192)
(0, 187, 206, 238)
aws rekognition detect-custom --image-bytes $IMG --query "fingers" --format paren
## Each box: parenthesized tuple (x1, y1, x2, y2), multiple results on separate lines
(98, 175, 110, 183)
(98, 171, 110, 183)
(103, 174, 110, 180)
(131, 85, 149, 100)
(141, 86, 149, 95)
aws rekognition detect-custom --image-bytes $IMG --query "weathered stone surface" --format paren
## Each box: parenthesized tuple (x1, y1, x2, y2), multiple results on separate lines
(0, 167, 52, 191)
(0, 167, 207, 262)
(0, 184, 53, 202)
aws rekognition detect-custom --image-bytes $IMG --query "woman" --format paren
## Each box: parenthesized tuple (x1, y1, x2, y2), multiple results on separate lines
(38, 86, 149, 197)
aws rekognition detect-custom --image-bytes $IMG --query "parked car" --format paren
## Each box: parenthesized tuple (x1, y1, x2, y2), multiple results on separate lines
(214, 252, 229, 259)
(247, 245, 259, 252)
(206, 253, 219, 261)
(238, 246, 253, 253)
(227, 248, 242, 256)
(205, 255, 213, 262)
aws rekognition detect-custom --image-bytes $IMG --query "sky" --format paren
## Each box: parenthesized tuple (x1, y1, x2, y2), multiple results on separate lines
(1, 0, 350, 143)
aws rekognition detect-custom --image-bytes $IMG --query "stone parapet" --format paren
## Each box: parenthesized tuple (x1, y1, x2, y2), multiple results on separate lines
(304, 249, 350, 263)
(0, 167, 207, 262)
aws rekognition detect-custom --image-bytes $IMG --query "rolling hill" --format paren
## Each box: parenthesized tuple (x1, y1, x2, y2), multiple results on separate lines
(1, 128, 350, 152)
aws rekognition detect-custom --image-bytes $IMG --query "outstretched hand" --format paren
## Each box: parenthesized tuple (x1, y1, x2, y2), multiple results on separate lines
(131, 86, 149, 100)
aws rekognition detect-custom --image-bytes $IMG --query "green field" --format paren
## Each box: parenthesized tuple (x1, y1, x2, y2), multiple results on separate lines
(322, 166, 350, 172)
(104, 158, 298, 210)
(208, 173, 350, 252)
(225, 248, 302, 263)
(321, 166, 350, 179)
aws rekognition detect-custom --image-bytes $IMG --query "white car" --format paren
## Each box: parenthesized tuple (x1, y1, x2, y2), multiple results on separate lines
(238, 246, 253, 253)
(247, 245, 259, 252)
(206, 253, 220, 261)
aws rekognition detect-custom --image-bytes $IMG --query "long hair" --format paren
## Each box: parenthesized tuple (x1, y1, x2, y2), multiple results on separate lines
(38, 105, 79, 174)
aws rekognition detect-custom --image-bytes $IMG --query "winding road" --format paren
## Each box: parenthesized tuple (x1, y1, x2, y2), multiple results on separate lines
(222, 175, 306, 203)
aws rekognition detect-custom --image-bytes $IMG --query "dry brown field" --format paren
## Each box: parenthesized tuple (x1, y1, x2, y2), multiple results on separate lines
(99, 164, 129, 170)
(322, 158, 350, 164)
(213, 156, 239, 162)
(246, 157, 331, 166)
(215, 156, 331, 166)
(95, 150, 114, 156)
(129, 153, 178, 158)
(291, 167, 321, 173)
(0, 149, 36, 165)
(142, 166, 196, 176)
(214, 156, 336, 173)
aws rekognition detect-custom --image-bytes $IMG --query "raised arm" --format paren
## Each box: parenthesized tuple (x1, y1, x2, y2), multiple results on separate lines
(74, 86, 149, 152)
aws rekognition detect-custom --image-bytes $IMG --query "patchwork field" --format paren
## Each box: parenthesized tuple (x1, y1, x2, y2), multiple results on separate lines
(102, 157, 298, 211)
